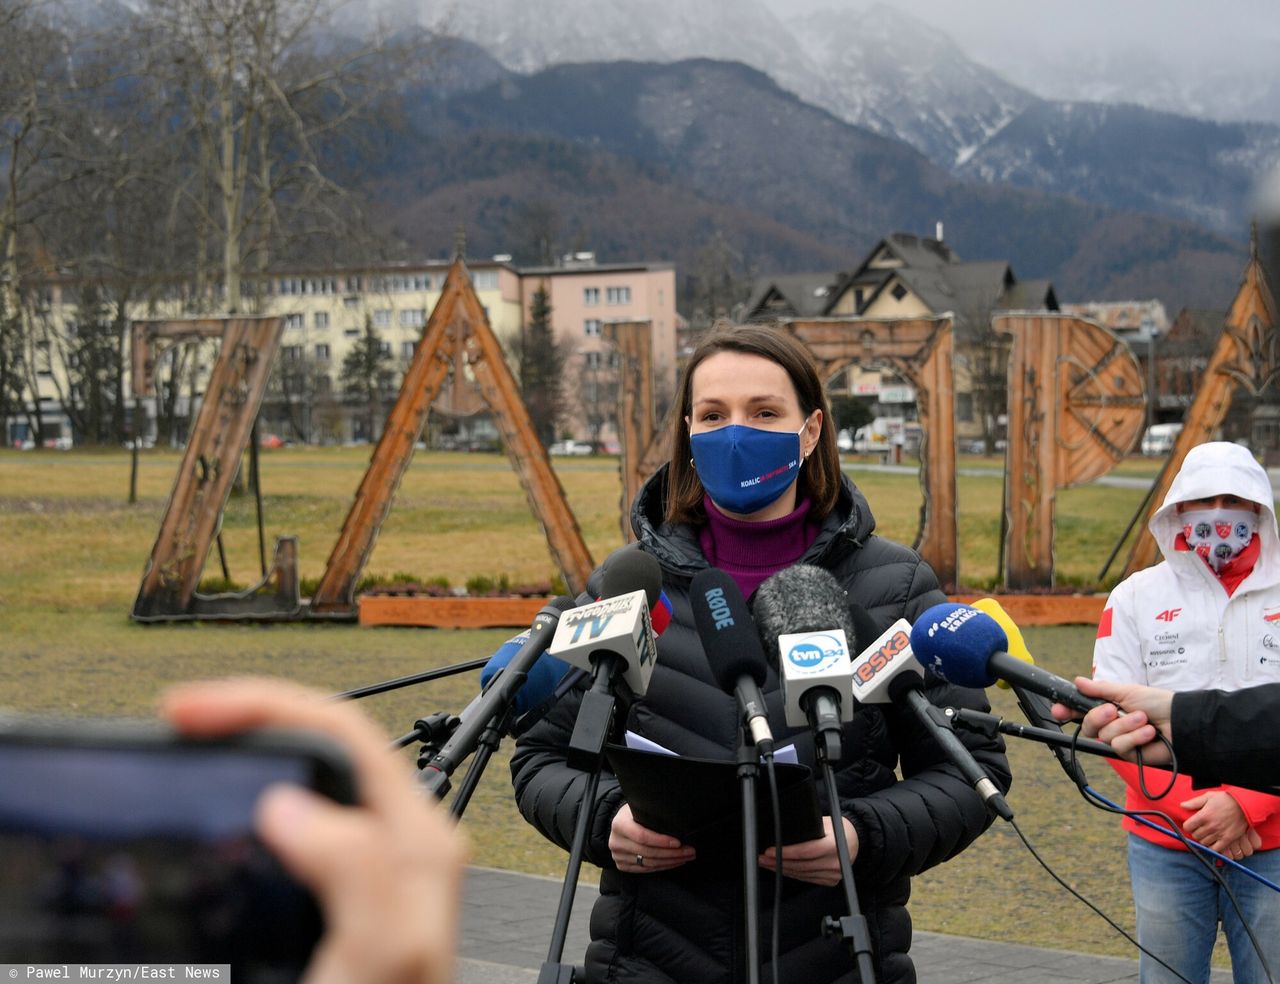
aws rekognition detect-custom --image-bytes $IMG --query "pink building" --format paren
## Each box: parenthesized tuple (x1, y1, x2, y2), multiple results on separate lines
(520, 254, 677, 445)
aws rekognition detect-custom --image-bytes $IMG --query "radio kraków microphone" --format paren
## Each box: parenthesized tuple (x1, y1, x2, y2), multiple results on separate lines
(848, 604, 1013, 821)
(691, 567, 775, 758)
(420, 595, 577, 797)
(909, 602, 1103, 714)
(971, 598, 1090, 786)
(753, 564, 854, 762)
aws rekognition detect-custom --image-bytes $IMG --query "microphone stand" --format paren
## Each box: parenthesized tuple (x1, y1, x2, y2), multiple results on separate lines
(420, 600, 570, 803)
(942, 707, 1121, 762)
(539, 651, 629, 984)
(334, 656, 490, 700)
(736, 732, 762, 984)
(810, 728, 876, 984)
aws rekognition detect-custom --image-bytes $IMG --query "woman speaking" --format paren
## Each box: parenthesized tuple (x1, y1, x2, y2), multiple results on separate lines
(511, 323, 1009, 984)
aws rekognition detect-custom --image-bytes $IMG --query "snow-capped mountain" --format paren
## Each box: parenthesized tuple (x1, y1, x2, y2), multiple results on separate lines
(956, 102, 1280, 237)
(967, 38, 1280, 128)
(408, 0, 1037, 170)
(782, 4, 1038, 167)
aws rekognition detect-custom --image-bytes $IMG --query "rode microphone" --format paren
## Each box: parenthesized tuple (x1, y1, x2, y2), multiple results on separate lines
(971, 598, 1090, 786)
(909, 603, 1103, 714)
(420, 595, 577, 797)
(690, 567, 775, 757)
(547, 549, 663, 700)
(848, 605, 1013, 821)
(753, 565, 854, 762)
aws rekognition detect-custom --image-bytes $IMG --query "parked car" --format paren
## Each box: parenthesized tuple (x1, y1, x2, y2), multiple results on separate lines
(549, 440, 593, 456)
(1141, 422, 1182, 456)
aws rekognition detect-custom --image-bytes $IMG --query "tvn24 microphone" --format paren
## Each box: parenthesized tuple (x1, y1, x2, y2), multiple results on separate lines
(547, 549, 664, 700)
(690, 567, 775, 757)
(753, 565, 854, 761)
(847, 604, 1013, 821)
(909, 603, 1103, 714)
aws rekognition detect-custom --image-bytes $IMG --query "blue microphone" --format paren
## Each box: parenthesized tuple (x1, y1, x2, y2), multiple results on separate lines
(909, 603, 1103, 713)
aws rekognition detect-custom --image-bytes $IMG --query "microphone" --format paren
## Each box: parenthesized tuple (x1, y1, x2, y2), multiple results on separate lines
(420, 595, 577, 796)
(547, 549, 664, 700)
(480, 590, 673, 718)
(690, 567, 775, 757)
(753, 565, 854, 761)
(847, 604, 1013, 821)
(909, 602, 1104, 714)
(971, 598, 1090, 786)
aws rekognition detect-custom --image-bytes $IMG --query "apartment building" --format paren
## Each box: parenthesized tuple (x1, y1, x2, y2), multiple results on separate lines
(519, 254, 678, 447)
(7, 253, 676, 449)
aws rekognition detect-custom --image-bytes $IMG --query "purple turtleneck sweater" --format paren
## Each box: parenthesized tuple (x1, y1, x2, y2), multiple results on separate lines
(698, 494, 822, 599)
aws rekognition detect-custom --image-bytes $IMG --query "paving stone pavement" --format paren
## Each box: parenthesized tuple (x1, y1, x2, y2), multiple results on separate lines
(455, 866, 1234, 983)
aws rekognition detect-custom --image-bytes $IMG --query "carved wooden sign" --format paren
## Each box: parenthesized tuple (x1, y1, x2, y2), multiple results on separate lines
(783, 316, 958, 587)
(1124, 251, 1278, 576)
(312, 257, 595, 611)
(997, 313, 1145, 589)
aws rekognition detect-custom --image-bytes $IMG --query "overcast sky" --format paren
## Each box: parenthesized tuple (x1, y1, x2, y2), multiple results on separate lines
(763, 0, 1280, 56)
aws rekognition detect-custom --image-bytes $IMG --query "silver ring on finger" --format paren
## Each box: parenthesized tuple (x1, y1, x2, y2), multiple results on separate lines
(635, 854, 645, 867)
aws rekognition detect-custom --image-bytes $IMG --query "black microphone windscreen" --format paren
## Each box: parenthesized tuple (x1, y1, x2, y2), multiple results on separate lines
(601, 546, 663, 609)
(690, 567, 770, 688)
(753, 565, 852, 669)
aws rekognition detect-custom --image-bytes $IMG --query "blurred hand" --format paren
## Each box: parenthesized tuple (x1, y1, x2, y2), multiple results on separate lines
(758, 815, 857, 887)
(608, 803, 695, 873)
(163, 677, 468, 984)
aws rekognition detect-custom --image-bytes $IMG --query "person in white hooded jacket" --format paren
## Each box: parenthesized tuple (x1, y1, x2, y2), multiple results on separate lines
(1094, 441, 1280, 984)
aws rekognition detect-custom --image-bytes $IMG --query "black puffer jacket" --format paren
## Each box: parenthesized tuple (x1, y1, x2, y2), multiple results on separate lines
(511, 468, 1010, 984)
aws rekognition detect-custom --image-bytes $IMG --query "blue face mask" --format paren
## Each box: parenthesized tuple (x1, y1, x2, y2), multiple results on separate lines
(690, 419, 809, 515)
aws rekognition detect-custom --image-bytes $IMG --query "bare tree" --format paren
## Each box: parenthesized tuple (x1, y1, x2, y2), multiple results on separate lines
(137, 0, 422, 313)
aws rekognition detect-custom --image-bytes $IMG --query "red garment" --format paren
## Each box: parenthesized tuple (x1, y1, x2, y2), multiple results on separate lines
(1117, 531, 1273, 848)
(1113, 761, 1280, 852)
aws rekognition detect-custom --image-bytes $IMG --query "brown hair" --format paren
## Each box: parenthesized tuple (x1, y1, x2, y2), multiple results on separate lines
(665, 322, 841, 524)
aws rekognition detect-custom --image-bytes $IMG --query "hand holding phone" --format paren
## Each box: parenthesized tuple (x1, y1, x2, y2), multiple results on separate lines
(0, 678, 467, 984)
(162, 678, 469, 984)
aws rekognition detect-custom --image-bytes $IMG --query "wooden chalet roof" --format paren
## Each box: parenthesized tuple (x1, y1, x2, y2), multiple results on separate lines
(745, 272, 841, 319)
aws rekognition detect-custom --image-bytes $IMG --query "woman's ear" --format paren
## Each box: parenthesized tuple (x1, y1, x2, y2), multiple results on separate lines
(804, 409, 823, 458)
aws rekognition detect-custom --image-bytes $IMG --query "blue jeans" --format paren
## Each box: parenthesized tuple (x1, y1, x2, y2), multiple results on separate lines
(1128, 833, 1280, 983)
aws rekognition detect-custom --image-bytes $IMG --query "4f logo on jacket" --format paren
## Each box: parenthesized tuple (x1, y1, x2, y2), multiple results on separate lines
(1155, 608, 1182, 623)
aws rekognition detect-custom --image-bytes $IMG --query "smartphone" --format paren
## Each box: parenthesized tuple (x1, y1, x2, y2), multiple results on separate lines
(0, 714, 356, 979)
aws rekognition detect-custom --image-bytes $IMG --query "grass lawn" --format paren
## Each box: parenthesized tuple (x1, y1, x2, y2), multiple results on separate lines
(0, 446, 1209, 962)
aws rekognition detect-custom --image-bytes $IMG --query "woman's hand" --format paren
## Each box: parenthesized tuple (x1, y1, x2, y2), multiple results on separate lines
(608, 803, 696, 873)
(757, 816, 857, 887)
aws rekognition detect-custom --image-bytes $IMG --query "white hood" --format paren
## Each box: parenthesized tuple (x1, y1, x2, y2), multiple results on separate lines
(1150, 442, 1279, 574)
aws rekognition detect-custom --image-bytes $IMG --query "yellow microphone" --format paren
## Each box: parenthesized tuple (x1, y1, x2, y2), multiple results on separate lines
(971, 598, 1034, 689)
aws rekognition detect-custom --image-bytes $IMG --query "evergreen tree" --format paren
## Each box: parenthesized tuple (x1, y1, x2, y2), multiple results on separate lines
(340, 317, 394, 441)
(520, 285, 565, 448)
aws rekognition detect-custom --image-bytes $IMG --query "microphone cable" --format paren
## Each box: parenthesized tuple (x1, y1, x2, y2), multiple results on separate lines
(1003, 814, 1195, 984)
(995, 717, 1206, 984)
(1060, 720, 1277, 984)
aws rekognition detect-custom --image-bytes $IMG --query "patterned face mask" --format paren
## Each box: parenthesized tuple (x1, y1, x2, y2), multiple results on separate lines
(1180, 507, 1259, 572)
